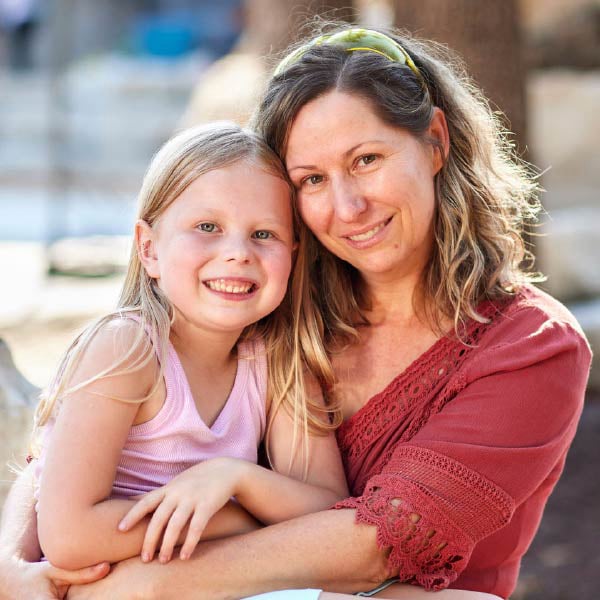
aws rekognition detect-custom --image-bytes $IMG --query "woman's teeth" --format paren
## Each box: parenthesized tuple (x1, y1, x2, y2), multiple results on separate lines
(348, 221, 386, 242)
(205, 279, 254, 294)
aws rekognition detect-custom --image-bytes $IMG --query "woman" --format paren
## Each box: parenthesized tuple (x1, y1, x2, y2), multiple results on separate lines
(0, 26, 590, 600)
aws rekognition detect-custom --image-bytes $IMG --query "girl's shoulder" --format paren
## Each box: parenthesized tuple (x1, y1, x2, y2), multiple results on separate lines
(65, 313, 160, 398)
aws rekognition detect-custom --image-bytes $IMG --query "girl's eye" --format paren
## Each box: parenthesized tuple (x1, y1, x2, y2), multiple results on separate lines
(252, 230, 273, 240)
(198, 222, 217, 232)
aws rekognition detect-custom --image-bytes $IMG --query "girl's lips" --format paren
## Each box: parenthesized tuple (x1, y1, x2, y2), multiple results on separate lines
(202, 278, 259, 300)
(343, 216, 393, 248)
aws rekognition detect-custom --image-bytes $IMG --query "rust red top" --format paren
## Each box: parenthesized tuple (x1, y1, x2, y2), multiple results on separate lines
(333, 285, 591, 599)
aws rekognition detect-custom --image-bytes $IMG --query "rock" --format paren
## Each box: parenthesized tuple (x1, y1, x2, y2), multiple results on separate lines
(537, 207, 600, 303)
(48, 235, 132, 277)
(569, 299, 600, 391)
(0, 339, 39, 509)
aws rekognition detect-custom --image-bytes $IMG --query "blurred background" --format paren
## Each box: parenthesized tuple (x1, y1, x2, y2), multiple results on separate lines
(0, 0, 598, 597)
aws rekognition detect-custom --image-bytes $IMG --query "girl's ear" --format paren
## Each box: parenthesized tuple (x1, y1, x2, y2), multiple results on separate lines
(427, 107, 450, 175)
(135, 220, 160, 279)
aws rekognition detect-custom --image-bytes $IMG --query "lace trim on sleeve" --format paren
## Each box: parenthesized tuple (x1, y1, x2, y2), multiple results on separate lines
(333, 446, 515, 590)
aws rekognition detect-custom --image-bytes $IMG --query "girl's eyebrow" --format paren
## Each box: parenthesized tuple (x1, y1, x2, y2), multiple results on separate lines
(287, 140, 385, 173)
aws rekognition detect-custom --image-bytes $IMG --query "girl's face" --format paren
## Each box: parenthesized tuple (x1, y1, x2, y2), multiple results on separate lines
(285, 91, 447, 287)
(138, 160, 294, 335)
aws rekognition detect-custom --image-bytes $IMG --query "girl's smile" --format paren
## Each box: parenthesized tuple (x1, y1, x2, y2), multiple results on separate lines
(138, 159, 294, 336)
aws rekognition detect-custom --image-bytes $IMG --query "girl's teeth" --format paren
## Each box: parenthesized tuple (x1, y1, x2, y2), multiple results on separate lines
(348, 222, 385, 242)
(206, 279, 252, 293)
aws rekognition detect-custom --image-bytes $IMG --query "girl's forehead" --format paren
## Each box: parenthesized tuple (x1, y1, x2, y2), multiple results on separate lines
(160, 162, 292, 221)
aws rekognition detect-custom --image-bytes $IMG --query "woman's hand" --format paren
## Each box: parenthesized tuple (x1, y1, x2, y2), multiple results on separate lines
(0, 555, 109, 600)
(118, 457, 247, 563)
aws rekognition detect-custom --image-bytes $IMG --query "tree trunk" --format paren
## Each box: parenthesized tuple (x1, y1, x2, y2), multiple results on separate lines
(392, 0, 527, 151)
(239, 0, 354, 56)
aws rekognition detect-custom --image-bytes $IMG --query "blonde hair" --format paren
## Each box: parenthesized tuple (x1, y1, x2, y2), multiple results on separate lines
(252, 23, 543, 345)
(33, 122, 339, 472)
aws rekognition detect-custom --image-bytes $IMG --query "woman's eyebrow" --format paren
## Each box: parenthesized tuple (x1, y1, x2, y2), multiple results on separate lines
(288, 140, 386, 173)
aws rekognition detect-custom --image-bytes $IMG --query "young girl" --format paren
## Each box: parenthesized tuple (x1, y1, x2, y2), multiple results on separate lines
(32, 122, 347, 571)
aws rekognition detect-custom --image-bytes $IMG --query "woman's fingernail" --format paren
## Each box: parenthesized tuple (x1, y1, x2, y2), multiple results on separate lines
(142, 552, 150, 562)
(180, 551, 188, 560)
(118, 521, 127, 531)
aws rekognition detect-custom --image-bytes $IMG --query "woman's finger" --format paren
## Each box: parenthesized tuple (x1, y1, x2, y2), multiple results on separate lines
(46, 561, 111, 585)
(119, 490, 164, 531)
(159, 504, 194, 563)
(141, 499, 176, 562)
(179, 510, 207, 560)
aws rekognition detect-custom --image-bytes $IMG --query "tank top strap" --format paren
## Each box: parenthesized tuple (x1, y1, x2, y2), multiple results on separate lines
(235, 337, 268, 439)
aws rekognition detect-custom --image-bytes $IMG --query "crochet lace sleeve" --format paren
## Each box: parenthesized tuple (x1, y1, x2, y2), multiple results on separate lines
(333, 309, 591, 591)
(333, 446, 514, 590)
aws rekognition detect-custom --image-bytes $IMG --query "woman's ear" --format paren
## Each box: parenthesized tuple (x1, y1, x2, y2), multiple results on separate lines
(135, 220, 160, 279)
(427, 107, 450, 175)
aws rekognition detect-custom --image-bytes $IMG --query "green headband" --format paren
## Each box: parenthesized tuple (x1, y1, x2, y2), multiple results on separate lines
(274, 28, 422, 79)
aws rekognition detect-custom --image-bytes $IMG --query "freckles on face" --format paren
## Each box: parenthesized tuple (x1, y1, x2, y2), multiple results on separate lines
(285, 91, 439, 281)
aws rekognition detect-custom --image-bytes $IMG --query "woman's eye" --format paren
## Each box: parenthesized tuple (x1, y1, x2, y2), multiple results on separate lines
(358, 154, 378, 166)
(252, 230, 273, 240)
(198, 222, 217, 232)
(302, 174, 323, 187)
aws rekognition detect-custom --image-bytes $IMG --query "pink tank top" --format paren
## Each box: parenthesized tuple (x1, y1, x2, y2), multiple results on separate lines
(35, 336, 267, 501)
(112, 337, 267, 498)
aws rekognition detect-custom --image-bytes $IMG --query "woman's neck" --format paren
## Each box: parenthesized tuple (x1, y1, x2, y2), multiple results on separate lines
(362, 271, 426, 327)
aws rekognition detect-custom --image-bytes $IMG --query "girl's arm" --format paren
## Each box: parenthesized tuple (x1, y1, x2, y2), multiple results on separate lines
(37, 322, 259, 571)
(236, 380, 349, 524)
(119, 383, 348, 561)
(37, 323, 160, 570)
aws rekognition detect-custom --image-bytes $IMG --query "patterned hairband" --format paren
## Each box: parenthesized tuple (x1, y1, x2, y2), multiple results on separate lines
(274, 28, 422, 79)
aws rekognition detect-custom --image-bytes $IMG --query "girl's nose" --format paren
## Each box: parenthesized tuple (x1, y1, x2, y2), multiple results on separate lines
(223, 235, 252, 263)
(330, 177, 368, 222)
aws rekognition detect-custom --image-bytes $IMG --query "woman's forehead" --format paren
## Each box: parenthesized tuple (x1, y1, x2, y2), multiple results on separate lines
(285, 91, 396, 166)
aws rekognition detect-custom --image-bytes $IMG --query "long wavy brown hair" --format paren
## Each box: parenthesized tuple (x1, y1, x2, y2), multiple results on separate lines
(252, 23, 543, 345)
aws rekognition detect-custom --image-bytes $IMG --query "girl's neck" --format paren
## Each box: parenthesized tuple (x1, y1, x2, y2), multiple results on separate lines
(169, 316, 242, 371)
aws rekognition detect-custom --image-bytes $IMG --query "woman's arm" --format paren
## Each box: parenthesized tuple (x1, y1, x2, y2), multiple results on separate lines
(68, 509, 502, 600)
(0, 463, 41, 563)
(70, 508, 392, 600)
(0, 465, 109, 600)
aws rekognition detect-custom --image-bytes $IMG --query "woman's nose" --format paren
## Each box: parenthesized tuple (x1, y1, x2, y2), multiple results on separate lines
(330, 177, 368, 222)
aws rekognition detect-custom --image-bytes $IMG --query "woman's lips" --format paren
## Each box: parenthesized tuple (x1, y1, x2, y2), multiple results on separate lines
(343, 216, 393, 248)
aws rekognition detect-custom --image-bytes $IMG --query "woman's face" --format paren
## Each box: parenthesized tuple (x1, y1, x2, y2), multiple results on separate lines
(285, 90, 447, 287)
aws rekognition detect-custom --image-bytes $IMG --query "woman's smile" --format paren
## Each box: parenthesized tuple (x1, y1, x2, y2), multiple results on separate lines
(286, 90, 443, 284)
(343, 216, 393, 247)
